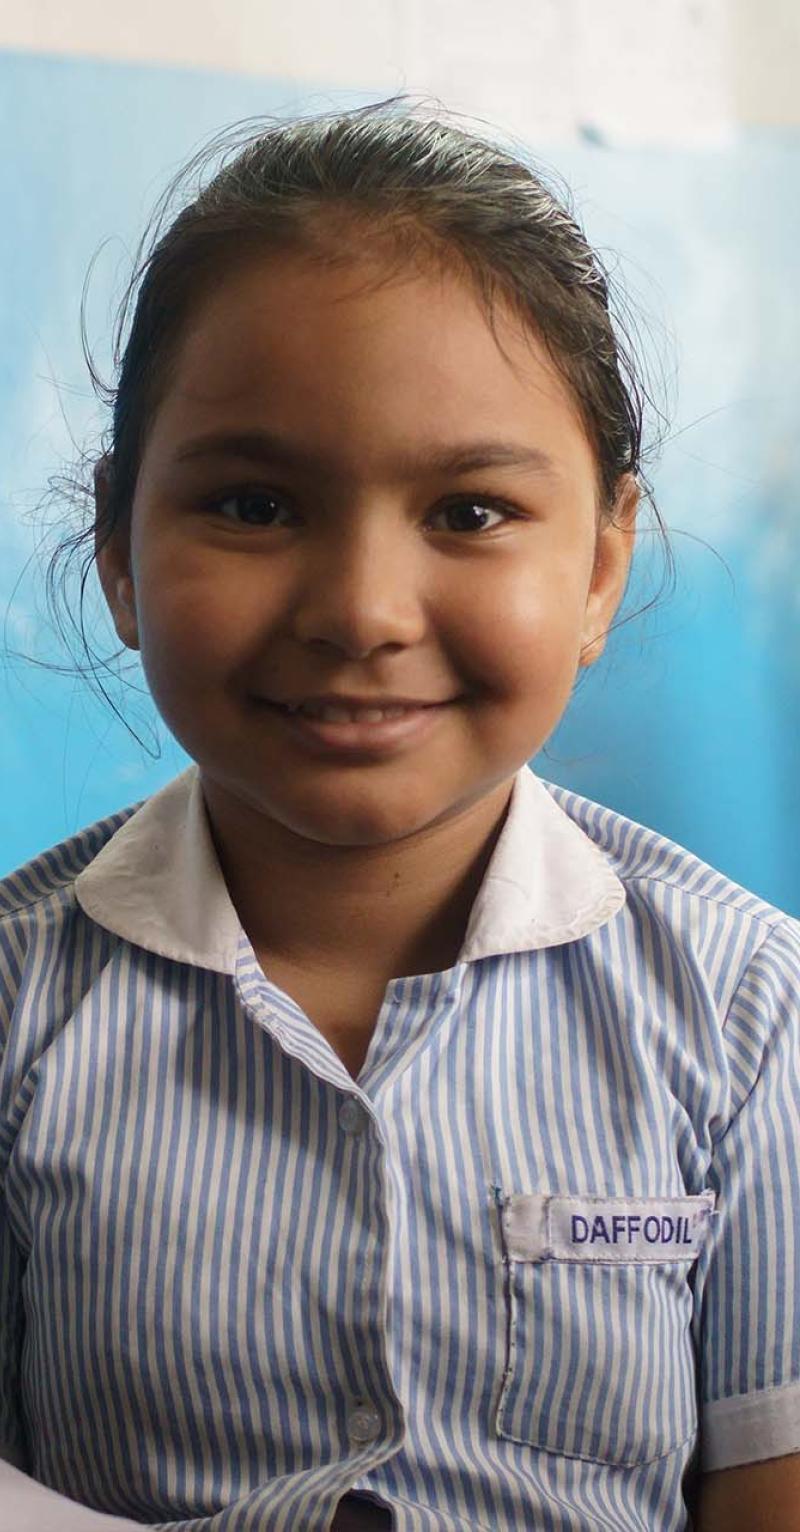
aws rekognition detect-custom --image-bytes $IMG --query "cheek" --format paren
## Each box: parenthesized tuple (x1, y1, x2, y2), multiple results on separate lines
(136, 554, 264, 669)
(463, 568, 586, 682)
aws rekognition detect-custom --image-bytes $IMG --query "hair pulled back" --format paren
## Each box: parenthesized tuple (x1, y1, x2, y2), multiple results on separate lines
(18, 92, 675, 754)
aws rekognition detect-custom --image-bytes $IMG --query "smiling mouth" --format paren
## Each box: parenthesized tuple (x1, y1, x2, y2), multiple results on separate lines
(257, 697, 452, 754)
(273, 701, 435, 722)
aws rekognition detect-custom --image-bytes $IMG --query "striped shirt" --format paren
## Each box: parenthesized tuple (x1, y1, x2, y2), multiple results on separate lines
(0, 761, 798, 1531)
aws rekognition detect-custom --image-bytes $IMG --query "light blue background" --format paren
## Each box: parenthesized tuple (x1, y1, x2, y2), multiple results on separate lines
(2, 51, 798, 913)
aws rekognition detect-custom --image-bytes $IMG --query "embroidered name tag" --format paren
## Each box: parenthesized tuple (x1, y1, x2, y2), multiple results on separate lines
(502, 1191, 716, 1264)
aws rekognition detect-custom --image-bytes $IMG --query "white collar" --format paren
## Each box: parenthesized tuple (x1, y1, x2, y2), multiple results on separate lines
(74, 763, 626, 974)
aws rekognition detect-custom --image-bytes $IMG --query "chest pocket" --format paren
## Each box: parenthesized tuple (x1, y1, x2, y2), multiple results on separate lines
(495, 1189, 716, 1467)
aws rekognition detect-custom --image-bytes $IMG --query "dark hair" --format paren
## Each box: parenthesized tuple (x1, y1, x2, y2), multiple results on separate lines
(10, 92, 676, 757)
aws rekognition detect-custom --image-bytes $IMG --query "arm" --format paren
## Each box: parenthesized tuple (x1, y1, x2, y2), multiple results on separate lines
(695, 1453, 800, 1531)
(692, 922, 800, 1488)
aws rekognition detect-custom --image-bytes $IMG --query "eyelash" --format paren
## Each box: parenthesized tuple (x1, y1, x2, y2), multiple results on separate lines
(202, 487, 524, 534)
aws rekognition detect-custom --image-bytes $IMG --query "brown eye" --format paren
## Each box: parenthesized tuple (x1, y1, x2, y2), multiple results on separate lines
(433, 498, 518, 533)
(213, 490, 291, 526)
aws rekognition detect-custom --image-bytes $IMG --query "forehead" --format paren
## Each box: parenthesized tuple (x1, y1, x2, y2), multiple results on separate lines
(146, 250, 595, 480)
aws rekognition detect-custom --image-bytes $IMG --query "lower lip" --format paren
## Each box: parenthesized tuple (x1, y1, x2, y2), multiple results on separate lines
(259, 701, 453, 754)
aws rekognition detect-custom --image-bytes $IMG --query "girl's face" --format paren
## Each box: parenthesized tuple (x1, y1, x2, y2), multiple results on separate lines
(96, 248, 637, 849)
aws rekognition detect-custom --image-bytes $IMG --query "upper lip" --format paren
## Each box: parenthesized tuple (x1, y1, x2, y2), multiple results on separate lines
(266, 693, 449, 709)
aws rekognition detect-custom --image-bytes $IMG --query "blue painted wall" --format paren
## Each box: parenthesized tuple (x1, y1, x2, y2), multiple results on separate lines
(1, 52, 798, 912)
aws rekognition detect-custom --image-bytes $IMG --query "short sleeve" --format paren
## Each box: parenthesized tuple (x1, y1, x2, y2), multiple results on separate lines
(692, 917, 800, 1471)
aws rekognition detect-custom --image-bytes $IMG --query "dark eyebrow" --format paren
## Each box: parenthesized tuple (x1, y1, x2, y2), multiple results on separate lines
(172, 429, 559, 479)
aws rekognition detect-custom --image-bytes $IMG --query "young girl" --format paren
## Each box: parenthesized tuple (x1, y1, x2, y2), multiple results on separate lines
(0, 96, 798, 1532)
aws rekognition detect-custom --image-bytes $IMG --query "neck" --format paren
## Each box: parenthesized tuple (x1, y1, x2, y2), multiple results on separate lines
(200, 774, 515, 981)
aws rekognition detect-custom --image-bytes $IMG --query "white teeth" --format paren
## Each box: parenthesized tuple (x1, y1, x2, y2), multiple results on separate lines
(298, 703, 416, 723)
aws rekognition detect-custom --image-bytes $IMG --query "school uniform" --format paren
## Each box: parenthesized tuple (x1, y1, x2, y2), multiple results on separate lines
(0, 761, 798, 1531)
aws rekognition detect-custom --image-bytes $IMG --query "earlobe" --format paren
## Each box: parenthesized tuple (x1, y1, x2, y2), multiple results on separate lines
(102, 568, 140, 652)
(578, 632, 607, 669)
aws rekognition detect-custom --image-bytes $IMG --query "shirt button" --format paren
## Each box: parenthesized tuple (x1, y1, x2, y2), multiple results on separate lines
(338, 1097, 369, 1135)
(347, 1403, 382, 1443)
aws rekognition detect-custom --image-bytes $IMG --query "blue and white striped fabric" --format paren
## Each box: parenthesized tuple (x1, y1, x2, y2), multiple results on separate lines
(1, 761, 798, 1531)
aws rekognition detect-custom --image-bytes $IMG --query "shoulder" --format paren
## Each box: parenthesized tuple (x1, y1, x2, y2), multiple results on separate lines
(541, 776, 798, 942)
(0, 793, 156, 1111)
(539, 778, 800, 1059)
(0, 794, 147, 927)
(0, 793, 149, 1054)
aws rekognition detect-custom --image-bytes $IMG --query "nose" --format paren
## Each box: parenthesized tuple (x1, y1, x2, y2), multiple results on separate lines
(289, 523, 428, 657)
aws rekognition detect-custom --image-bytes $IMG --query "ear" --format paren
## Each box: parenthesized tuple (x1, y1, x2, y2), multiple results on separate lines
(578, 473, 639, 669)
(93, 453, 140, 652)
